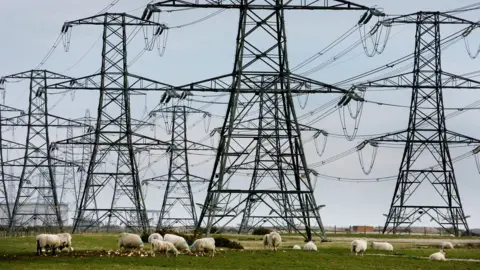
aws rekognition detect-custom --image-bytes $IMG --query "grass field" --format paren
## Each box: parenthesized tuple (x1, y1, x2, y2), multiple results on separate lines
(1, 233, 480, 269)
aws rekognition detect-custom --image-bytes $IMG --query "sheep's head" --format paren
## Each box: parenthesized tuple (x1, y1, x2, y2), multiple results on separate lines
(440, 249, 446, 256)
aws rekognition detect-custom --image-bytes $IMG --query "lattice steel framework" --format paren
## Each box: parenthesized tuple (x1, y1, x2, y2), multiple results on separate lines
(145, 0, 376, 240)
(359, 12, 480, 236)
(0, 104, 24, 226)
(47, 13, 172, 233)
(0, 70, 87, 231)
(144, 105, 214, 229)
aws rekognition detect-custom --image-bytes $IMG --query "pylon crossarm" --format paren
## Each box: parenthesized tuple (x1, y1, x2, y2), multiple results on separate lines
(356, 70, 480, 89)
(381, 11, 480, 25)
(146, 0, 372, 10)
(174, 72, 355, 94)
(45, 73, 173, 92)
(368, 129, 480, 144)
(64, 13, 167, 28)
(1, 70, 73, 81)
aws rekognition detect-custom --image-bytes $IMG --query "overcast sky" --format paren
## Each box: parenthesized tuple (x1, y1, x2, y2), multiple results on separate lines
(1, 0, 480, 231)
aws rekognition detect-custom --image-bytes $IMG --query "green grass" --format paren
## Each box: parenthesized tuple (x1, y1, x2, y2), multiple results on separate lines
(0, 234, 479, 269)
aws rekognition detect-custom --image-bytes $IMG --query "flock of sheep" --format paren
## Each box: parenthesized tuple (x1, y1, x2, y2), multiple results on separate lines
(262, 232, 454, 261)
(35, 231, 455, 261)
(35, 232, 216, 257)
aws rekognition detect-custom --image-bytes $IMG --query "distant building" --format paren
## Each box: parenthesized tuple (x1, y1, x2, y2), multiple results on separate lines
(352, 225, 375, 233)
(0, 203, 68, 227)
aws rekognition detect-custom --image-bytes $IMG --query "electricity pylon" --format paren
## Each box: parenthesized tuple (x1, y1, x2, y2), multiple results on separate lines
(143, 0, 379, 240)
(359, 12, 480, 236)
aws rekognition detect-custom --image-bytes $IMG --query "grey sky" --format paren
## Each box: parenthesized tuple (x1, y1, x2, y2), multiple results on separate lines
(1, 0, 480, 229)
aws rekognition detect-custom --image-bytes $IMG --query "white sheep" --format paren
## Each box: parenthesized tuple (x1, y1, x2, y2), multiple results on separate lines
(151, 239, 179, 257)
(303, 241, 317, 251)
(36, 234, 62, 256)
(148, 233, 163, 243)
(164, 234, 190, 252)
(263, 234, 271, 249)
(118, 233, 144, 250)
(268, 232, 282, 251)
(292, 245, 301, 250)
(370, 241, 393, 251)
(350, 239, 367, 256)
(429, 250, 447, 261)
(190, 237, 216, 257)
(441, 241, 454, 249)
(57, 233, 74, 252)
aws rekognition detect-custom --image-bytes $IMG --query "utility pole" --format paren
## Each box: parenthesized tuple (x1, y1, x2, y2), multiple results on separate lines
(144, 105, 214, 230)
(358, 12, 480, 236)
(46, 13, 174, 234)
(143, 0, 378, 241)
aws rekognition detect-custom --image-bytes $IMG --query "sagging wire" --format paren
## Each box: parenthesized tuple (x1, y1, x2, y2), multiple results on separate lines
(296, 93, 309, 109)
(338, 87, 365, 141)
(169, 9, 226, 29)
(358, 10, 391, 57)
(203, 113, 212, 133)
(335, 25, 465, 87)
(292, 25, 359, 72)
(317, 173, 396, 183)
(96, 0, 120, 15)
(313, 131, 328, 157)
(36, 33, 64, 69)
(356, 140, 379, 175)
(462, 25, 480, 59)
(191, 156, 215, 167)
(474, 145, 480, 173)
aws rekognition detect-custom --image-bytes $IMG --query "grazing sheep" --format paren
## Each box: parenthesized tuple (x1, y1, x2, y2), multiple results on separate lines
(429, 250, 447, 261)
(151, 239, 179, 257)
(350, 239, 367, 256)
(268, 232, 282, 252)
(57, 233, 73, 252)
(36, 234, 62, 256)
(164, 234, 190, 252)
(148, 233, 163, 243)
(292, 245, 301, 250)
(190, 237, 216, 257)
(118, 233, 144, 250)
(441, 241, 454, 249)
(303, 241, 317, 251)
(263, 234, 271, 249)
(370, 241, 393, 251)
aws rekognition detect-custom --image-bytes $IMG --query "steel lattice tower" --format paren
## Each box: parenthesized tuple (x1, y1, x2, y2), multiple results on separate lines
(359, 12, 480, 235)
(0, 104, 24, 226)
(145, 105, 213, 229)
(47, 13, 173, 233)
(144, 0, 376, 240)
(0, 70, 87, 231)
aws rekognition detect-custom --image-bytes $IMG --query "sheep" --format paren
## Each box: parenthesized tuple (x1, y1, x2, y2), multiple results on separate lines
(118, 233, 144, 250)
(263, 234, 271, 249)
(190, 237, 216, 257)
(350, 239, 367, 256)
(429, 250, 447, 261)
(303, 241, 317, 251)
(36, 234, 62, 256)
(151, 239, 179, 257)
(292, 245, 301, 250)
(441, 241, 454, 249)
(57, 233, 74, 252)
(164, 234, 190, 252)
(370, 241, 393, 251)
(268, 232, 282, 252)
(148, 233, 163, 243)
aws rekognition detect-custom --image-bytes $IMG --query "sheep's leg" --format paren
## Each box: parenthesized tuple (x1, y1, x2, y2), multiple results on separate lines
(52, 247, 56, 256)
(36, 240, 41, 256)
